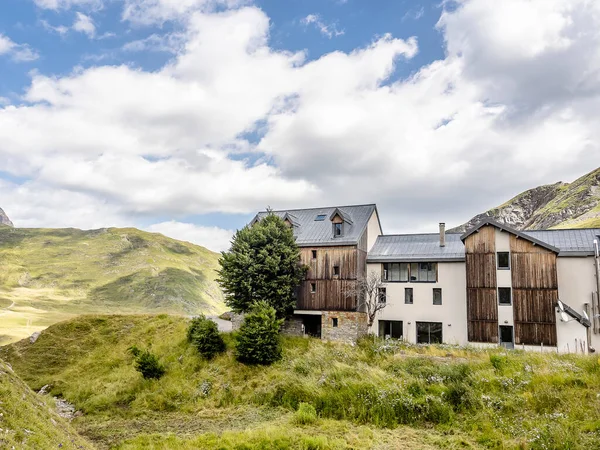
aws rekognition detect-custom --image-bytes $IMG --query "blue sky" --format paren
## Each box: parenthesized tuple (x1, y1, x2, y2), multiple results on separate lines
(0, 0, 598, 251)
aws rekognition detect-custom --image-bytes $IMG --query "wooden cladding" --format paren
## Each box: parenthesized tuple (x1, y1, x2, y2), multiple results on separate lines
(510, 235, 558, 346)
(466, 254, 497, 288)
(297, 280, 357, 311)
(465, 225, 499, 343)
(510, 236, 557, 289)
(298, 245, 360, 311)
(464, 225, 496, 254)
(467, 288, 498, 342)
(300, 246, 357, 280)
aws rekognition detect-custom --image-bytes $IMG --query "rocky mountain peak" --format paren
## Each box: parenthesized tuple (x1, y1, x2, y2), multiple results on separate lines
(452, 167, 600, 232)
(0, 207, 13, 227)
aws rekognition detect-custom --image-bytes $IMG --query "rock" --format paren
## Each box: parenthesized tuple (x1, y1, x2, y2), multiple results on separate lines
(54, 398, 77, 421)
(29, 332, 41, 344)
(38, 385, 51, 395)
(0, 207, 13, 227)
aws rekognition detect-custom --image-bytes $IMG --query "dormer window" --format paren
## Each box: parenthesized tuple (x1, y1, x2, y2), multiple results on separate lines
(334, 222, 343, 237)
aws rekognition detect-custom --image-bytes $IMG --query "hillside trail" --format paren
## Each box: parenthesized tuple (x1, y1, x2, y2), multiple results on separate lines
(0, 300, 15, 316)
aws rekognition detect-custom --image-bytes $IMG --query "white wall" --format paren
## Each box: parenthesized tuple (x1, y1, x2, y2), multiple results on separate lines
(369, 262, 468, 345)
(495, 229, 514, 328)
(557, 256, 597, 350)
(366, 210, 382, 252)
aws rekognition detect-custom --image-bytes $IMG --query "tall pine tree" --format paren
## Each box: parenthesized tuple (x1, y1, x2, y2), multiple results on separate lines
(217, 212, 307, 317)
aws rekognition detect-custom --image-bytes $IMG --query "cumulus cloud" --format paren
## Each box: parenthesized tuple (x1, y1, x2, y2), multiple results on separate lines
(73, 12, 96, 37)
(2, 0, 600, 237)
(0, 34, 39, 62)
(146, 221, 233, 252)
(301, 14, 344, 38)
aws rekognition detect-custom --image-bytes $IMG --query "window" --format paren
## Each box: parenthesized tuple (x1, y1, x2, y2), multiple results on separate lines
(382, 263, 437, 282)
(433, 288, 442, 305)
(410, 263, 437, 282)
(497, 252, 510, 269)
(378, 287, 387, 304)
(405, 288, 413, 304)
(332, 317, 338, 327)
(333, 265, 340, 276)
(333, 222, 343, 237)
(382, 263, 409, 282)
(310, 282, 316, 293)
(311, 250, 317, 259)
(379, 320, 402, 339)
(315, 214, 326, 221)
(498, 287, 512, 305)
(416, 322, 443, 344)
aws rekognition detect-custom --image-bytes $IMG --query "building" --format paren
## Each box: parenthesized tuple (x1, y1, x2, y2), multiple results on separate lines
(251, 205, 600, 352)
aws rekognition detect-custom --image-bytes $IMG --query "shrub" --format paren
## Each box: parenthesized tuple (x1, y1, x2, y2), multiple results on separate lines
(187, 316, 226, 359)
(235, 301, 283, 365)
(293, 402, 318, 425)
(128, 347, 165, 380)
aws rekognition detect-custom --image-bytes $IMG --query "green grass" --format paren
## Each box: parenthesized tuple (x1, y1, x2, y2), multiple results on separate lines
(3, 315, 600, 449)
(0, 227, 225, 344)
(0, 357, 94, 449)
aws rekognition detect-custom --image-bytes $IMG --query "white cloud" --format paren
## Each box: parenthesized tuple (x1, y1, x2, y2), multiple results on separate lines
(73, 12, 96, 37)
(122, 33, 186, 53)
(2, 0, 600, 236)
(0, 34, 39, 62)
(146, 221, 233, 252)
(40, 20, 70, 35)
(122, 0, 249, 25)
(301, 14, 344, 38)
(33, 0, 103, 10)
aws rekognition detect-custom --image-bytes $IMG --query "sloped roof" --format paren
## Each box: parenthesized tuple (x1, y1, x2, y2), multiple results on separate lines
(367, 227, 600, 261)
(367, 233, 465, 262)
(252, 204, 378, 247)
(524, 229, 600, 256)
(460, 218, 560, 253)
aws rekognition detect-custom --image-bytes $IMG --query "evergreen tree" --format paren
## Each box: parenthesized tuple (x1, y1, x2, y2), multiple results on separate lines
(235, 301, 283, 365)
(217, 212, 307, 317)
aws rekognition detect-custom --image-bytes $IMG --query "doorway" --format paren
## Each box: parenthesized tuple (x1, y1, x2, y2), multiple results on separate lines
(499, 326, 514, 349)
(302, 315, 322, 338)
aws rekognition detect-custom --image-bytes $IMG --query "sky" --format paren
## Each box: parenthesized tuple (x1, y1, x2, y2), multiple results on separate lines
(0, 0, 598, 252)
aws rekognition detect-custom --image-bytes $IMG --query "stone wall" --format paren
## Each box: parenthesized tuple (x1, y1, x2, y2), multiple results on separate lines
(321, 311, 368, 343)
(281, 316, 304, 337)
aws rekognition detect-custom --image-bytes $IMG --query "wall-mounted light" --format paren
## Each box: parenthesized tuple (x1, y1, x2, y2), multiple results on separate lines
(504, 320, 508, 324)
(448, 324, 451, 327)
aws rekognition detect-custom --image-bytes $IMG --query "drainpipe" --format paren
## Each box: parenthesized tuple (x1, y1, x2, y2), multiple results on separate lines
(595, 240, 600, 334)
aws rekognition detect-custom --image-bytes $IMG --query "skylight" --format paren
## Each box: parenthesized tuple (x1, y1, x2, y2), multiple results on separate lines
(315, 214, 327, 221)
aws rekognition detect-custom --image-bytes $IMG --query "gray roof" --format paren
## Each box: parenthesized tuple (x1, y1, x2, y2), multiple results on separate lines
(524, 229, 600, 256)
(368, 233, 466, 262)
(252, 204, 378, 247)
(368, 228, 600, 261)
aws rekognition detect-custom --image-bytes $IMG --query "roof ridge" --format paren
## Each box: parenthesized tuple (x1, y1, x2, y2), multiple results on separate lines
(259, 203, 377, 213)
(378, 232, 463, 237)
(525, 228, 600, 232)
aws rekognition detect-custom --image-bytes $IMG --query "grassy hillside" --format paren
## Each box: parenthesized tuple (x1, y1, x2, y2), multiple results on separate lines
(2, 315, 600, 449)
(453, 167, 600, 231)
(0, 357, 94, 449)
(0, 227, 225, 344)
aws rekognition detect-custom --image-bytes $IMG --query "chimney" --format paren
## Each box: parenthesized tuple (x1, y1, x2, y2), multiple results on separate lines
(439, 223, 446, 247)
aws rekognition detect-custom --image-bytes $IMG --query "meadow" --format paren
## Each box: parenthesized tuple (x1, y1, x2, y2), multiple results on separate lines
(0, 227, 224, 344)
(2, 314, 600, 449)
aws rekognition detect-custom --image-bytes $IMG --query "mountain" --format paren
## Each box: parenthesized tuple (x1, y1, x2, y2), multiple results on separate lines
(452, 167, 600, 232)
(0, 207, 13, 227)
(0, 227, 225, 345)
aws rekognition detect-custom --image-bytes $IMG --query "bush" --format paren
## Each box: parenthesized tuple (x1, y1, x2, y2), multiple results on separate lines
(128, 346, 165, 380)
(187, 316, 226, 359)
(235, 301, 283, 365)
(293, 403, 318, 425)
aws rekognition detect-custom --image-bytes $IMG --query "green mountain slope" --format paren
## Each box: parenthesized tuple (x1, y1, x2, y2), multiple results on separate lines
(2, 315, 600, 449)
(0, 227, 225, 344)
(452, 167, 600, 232)
(0, 357, 94, 449)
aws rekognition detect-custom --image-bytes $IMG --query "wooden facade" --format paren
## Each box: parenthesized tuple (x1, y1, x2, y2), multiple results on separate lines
(510, 235, 558, 346)
(296, 245, 365, 311)
(465, 226, 498, 343)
